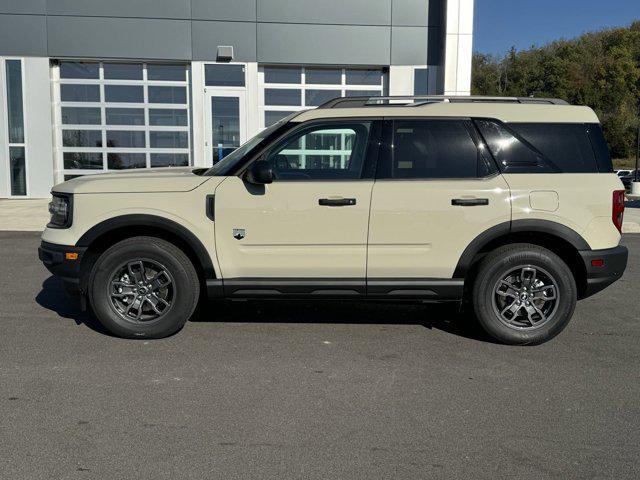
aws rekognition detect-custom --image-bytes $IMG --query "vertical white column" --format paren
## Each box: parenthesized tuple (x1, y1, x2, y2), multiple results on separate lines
(444, 0, 474, 96)
(50, 62, 63, 186)
(388, 66, 414, 96)
(191, 62, 206, 167)
(0, 58, 7, 198)
(23, 57, 55, 197)
(244, 62, 259, 138)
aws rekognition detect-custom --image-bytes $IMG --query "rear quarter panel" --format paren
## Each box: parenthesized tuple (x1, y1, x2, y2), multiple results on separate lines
(504, 173, 623, 250)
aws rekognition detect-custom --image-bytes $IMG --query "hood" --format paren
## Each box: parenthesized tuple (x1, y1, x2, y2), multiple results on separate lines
(53, 167, 212, 194)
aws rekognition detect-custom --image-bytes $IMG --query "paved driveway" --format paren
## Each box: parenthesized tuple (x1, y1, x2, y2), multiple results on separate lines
(625, 200, 640, 229)
(1, 232, 638, 479)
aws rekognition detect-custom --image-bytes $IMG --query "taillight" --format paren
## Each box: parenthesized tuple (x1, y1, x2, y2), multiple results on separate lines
(612, 190, 625, 233)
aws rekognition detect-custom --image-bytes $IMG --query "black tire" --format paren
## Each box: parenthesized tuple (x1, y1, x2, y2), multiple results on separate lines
(88, 236, 200, 339)
(471, 243, 577, 345)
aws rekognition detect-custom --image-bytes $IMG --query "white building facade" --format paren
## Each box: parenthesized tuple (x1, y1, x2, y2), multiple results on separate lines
(0, 0, 474, 198)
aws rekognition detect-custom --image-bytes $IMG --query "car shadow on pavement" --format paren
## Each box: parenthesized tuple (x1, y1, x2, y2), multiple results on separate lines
(35, 275, 492, 342)
(192, 299, 494, 343)
(35, 276, 113, 336)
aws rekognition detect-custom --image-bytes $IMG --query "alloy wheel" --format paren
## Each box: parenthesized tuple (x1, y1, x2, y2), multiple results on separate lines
(107, 259, 175, 323)
(491, 265, 559, 330)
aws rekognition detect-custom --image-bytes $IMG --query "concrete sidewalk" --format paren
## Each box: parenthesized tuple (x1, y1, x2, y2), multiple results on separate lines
(1, 197, 639, 233)
(0, 199, 50, 231)
(625, 199, 640, 233)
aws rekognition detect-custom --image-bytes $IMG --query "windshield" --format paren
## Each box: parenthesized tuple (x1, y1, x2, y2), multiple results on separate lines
(205, 114, 298, 176)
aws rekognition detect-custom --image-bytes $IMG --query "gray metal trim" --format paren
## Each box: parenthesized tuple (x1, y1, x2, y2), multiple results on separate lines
(0, 0, 45, 15)
(256, 23, 391, 65)
(46, 0, 191, 20)
(0, 14, 47, 56)
(47, 16, 192, 60)
(0, 0, 447, 64)
(215, 277, 463, 300)
(257, 0, 391, 26)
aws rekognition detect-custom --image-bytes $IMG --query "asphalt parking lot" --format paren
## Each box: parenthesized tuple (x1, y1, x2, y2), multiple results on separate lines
(1, 232, 638, 479)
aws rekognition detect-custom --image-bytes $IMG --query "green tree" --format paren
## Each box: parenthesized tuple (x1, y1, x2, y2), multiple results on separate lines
(472, 21, 640, 159)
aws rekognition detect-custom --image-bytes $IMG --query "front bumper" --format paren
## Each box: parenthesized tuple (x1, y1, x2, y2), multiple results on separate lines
(579, 245, 628, 298)
(38, 241, 87, 294)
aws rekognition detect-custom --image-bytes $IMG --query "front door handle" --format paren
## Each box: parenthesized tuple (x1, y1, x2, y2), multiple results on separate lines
(319, 198, 357, 207)
(451, 198, 489, 206)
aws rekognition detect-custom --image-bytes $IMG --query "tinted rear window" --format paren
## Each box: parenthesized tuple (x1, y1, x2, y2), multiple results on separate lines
(475, 120, 552, 173)
(586, 124, 613, 173)
(510, 123, 598, 173)
(378, 120, 480, 179)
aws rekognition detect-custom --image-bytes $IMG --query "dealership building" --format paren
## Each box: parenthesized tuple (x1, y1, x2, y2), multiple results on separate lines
(0, 0, 474, 198)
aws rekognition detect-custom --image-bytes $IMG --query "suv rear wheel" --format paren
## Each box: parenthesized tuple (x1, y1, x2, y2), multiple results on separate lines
(472, 243, 577, 345)
(88, 236, 200, 339)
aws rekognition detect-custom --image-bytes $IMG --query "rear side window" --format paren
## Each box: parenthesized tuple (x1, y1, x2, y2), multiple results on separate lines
(475, 120, 552, 173)
(586, 124, 614, 173)
(476, 120, 610, 173)
(378, 120, 481, 179)
(510, 123, 598, 173)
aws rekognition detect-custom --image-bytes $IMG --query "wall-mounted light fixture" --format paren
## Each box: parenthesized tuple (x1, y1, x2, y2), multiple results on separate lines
(217, 46, 234, 62)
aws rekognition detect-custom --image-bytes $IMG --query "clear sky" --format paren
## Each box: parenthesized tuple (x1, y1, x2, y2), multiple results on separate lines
(473, 0, 640, 55)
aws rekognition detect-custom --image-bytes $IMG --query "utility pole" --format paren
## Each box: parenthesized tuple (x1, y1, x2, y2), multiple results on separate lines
(635, 118, 639, 183)
(631, 102, 640, 184)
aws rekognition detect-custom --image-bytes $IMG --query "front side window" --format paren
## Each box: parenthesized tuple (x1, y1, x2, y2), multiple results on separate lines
(265, 122, 372, 180)
(378, 120, 481, 179)
(205, 119, 294, 176)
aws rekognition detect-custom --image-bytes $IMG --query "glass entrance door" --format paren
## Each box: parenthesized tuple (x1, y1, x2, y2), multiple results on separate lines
(204, 90, 247, 165)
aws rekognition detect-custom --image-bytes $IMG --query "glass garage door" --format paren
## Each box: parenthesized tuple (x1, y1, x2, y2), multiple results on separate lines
(54, 62, 191, 181)
(258, 66, 386, 129)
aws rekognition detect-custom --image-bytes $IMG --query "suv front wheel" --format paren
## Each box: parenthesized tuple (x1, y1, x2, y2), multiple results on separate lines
(88, 236, 200, 339)
(472, 243, 577, 345)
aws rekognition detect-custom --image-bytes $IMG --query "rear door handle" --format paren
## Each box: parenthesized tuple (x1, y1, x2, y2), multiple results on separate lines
(451, 198, 489, 206)
(319, 198, 357, 207)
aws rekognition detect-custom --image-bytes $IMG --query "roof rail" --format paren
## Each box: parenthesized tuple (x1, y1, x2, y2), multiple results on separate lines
(317, 95, 569, 109)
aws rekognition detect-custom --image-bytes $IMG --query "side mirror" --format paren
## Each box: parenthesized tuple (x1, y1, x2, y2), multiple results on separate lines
(245, 160, 274, 185)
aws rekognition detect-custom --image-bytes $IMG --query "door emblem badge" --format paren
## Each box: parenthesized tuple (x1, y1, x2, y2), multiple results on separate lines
(233, 228, 245, 240)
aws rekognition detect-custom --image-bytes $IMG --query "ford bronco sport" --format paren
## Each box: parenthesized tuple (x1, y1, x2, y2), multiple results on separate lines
(39, 96, 628, 345)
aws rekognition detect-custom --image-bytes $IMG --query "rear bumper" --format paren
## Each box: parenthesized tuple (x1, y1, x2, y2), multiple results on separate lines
(38, 241, 87, 294)
(579, 245, 628, 298)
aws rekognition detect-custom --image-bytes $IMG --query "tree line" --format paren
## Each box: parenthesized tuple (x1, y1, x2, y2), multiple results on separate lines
(472, 21, 640, 161)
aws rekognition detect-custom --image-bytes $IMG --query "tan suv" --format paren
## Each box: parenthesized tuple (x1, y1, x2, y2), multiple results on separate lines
(39, 96, 628, 345)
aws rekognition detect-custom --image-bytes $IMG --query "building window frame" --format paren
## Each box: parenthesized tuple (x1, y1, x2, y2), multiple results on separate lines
(197, 62, 250, 166)
(2, 57, 28, 197)
(52, 61, 192, 182)
(258, 65, 387, 129)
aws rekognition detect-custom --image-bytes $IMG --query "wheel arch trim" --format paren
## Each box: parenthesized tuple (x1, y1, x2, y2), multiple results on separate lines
(76, 214, 216, 280)
(453, 219, 590, 278)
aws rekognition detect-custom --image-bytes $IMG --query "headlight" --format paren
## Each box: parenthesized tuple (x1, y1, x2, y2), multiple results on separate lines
(48, 193, 73, 228)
